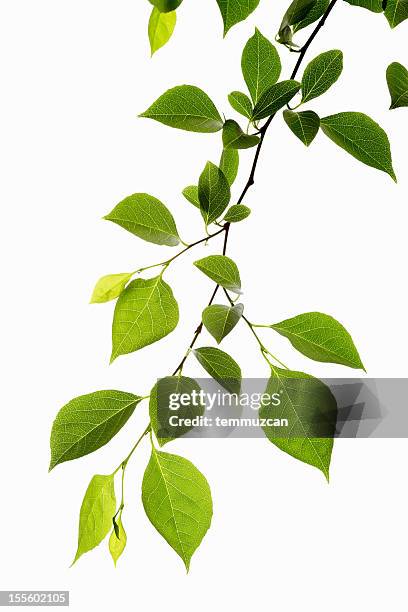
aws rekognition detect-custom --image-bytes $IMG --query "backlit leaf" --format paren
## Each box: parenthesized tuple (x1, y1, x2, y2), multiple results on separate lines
(223, 204, 251, 222)
(202, 303, 244, 343)
(194, 255, 241, 294)
(384, 0, 408, 26)
(222, 120, 260, 149)
(198, 162, 231, 225)
(301, 50, 343, 103)
(148, 8, 176, 56)
(228, 91, 253, 119)
(109, 516, 127, 566)
(149, 0, 183, 11)
(215, 0, 260, 35)
(283, 110, 320, 146)
(182, 185, 200, 208)
(241, 29, 282, 103)
(220, 148, 239, 186)
(90, 273, 133, 304)
(193, 347, 242, 394)
(252, 80, 301, 121)
(344, 0, 383, 12)
(386, 62, 408, 109)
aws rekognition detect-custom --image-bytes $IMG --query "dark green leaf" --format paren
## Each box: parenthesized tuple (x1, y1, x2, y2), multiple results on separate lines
(148, 8, 176, 56)
(228, 91, 253, 119)
(344, 0, 383, 12)
(385, 0, 408, 27)
(193, 347, 242, 394)
(283, 110, 320, 146)
(220, 148, 239, 186)
(293, 0, 330, 32)
(223, 204, 251, 222)
(194, 255, 241, 294)
(149, 0, 183, 11)
(252, 80, 301, 121)
(215, 0, 260, 35)
(198, 162, 231, 225)
(202, 303, 244, 343)
(386, 62, 408, 109)
(278, 0, 317, 45)
(182, 185, 199, 208)
(301, 50, 343, 103)
(241, 29, 282, 103)
(222, 120, 260, 149)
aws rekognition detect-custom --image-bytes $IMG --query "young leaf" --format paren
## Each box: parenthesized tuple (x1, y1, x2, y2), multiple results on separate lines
(202, 303, 244, 343)
(222, 120, 260, 149)
(320, 112, 397, 181)
(111, 276, 179, 362)
(109, 516, 127, 566)
(198, 162, 231, 225)
(142, 447, 212, 571)
(260, 368, 337, 481)
(193, 347, 242, 394)
(149, 0, 183, 11)
(140, 85, 223, 133)
(73, 474, 116, 564)
(90, 273, 134, 304)
(344, 0, 383, 12)
(241, 29, 282, 103)
(252, 80, 301, 121)
(384, 0, 408, 27)
(215, 0, 260, 36)
(182, 185, 200, 208)
(149, 376, 205, 445)
(293, 0, 330, 32)
(283, 110, 320, 146)
(148, 8, 176, 56)
(386, 62, 408, 109)
(278, 0, 317, 45)
(105, 193, 180, 246)
(220, 148, 239, 186)
(228, 91, 253, 119)
(49, 391, 142, 470)
(223, 204, 251, 223)
(194, 255, 241, 294)
(301, 50, 343, 104)
(271, 312, 365, 369)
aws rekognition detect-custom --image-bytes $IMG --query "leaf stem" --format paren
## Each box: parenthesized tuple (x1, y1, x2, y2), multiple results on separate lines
(113, 423, 151, 475)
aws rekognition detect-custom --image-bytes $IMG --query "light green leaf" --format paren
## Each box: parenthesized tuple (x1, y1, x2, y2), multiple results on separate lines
(73, 474, 116, 563)
(228, 91, 253, 119)
(149, 0, 183, 11)
(111, 275, 179, 362)
(241, 29, 282, 103)
(149, 376, 204, 445)
(320, 112, 396, 181)
(202, 303, 244, 343)
(182, 185, 200, 208)
(386, 62, 408, 109)
(220, 148, 239, 186)
(385, 0, 408, 27)
(223, 204, 251, 222)
(49, 391, 142, 470)
(260, 368, 337, 480)
(293, 0, 330, 32)
(90, 273, 133, 304)
(105, 193, 180, 246)
(194, 255, 241, 294)
(301, 50, 343, 103)
(283, 110, 320, 146)
(109, 516, 127, 566)
(222, 120, 260, 149)
(252, 80, 301, 121)
(148, 8, 176, 56)
(215, 0, 260, 35)
(344, 0, 383, 12)
(198, 162, 231, 225)
(193, 347, 241, 394)
(142, 447, 212, 571)
(271, 312, 365, 369)
(140, 85, 223, 133)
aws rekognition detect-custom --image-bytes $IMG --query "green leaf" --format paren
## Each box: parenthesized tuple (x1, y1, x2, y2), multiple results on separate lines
(260, 368, 337, 480)
(148, 8, 176, 56)
(149, 0, 183, 11)
(73, 474, 116, 563)
(385, 0, 408, 27)
(149, 376, 205, 445)
(386, 62, 408, 109)
(293, 0, 330, 32)
(182, 185, 200, 208)
(140, 85, 223, 133)
(241, 29, 282, 103)
(142, 447, 212, 571)
(109, 516, 127, 566)
(228, 91, 253, 119)
(215, 0, 260, 35)
(105, 193, 180, 246)
(344, 0, 383, 12)
(193, 347, 241, 394)
(252, 80, 301, 121)
(278, 0, 317, 45)
(49, 391, 142, 470)
(202, 303, 244, 343)
(90, 273, 133, 304)
(223, 204, 251, 222)
(198, 162, 231, 225)
(222, 120, 260, 149)
(194, 255, 241, 294)
(220, 148, 239, 186)
(301, 50, 343, 104)
(271, 312, 365, 369)
(283, 110, 320, 146)
(111, 275, 179, 362)
(320, 112, 396, 181)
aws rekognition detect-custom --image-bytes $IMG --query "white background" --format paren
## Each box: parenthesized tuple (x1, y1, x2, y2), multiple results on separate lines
(1, 0, 407, 610)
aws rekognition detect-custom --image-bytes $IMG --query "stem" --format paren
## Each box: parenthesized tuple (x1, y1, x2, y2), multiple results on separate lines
(114, 423, 151, 475)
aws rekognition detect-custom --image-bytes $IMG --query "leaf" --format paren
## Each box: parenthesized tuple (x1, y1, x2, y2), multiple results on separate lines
(293, 0, 330, 32)
(228, 91, 253, 119)
(202, 303, 244, 343)
(198, 162, 231, 225)
(344, 0, 383, 12)
(283, 110, 320, 146)
(277, 0, 317, 45)
(320, 112, 396, 181)
(215, 0, 260, 35)
(252, 80, 301, 121)
(223, 204, 251, 222)
(109, 516, 127, 566)
(142, 447, 212, 571)
(386, 62, 408, 109)
(220, 148, 239, 186)
(301, 50, 343, 104)
(260, 368, 337, 480)
(149, 0, 183, 11)
(182, 185, 200, 208)
(193, 347, 242, 394)
(140, 85, 223, 133)
(241, 29, 282, 103)
(149, 376, 205, 445)
(90, 273, 133, 304)
(271, 312, 365, 369)
(194, 255, 241, 294)
(73, 474, 116, 563)
(384, 0, 408, 25)
(105, 193, 180, 246)
(222, 120, 260, 149)
(111, 275, 179, 362)
(148, 8, 176, 56)
(49, 391, 142, 470)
